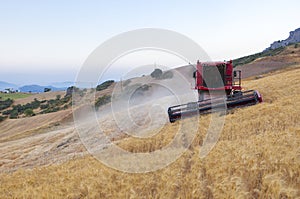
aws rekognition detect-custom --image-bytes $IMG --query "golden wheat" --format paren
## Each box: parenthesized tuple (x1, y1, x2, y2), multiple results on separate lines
(0, 67, 299, 198)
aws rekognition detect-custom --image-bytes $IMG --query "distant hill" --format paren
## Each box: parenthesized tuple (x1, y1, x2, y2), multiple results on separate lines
(0, 81, 19, 92)
(19, 85, 66, 93)
(50, 81, 75, 88)
(265, 27, 300, 51)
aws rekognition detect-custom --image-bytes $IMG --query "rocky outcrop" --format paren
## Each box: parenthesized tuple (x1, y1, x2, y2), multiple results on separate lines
(265, 28, 300, 51)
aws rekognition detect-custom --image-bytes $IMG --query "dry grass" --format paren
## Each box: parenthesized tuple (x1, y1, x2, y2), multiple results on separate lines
(0, 109, 73, 143)
(13, 91, 66, 105)
(0, 67, 300, 198)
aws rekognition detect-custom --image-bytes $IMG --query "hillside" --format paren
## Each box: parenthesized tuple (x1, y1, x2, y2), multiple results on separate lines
(235, 43, 300, 79)
(0, 61, 299, 197)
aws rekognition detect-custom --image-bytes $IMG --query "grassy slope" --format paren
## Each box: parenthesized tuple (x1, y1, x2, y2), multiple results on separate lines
(232, 42, 300, 67)
(13, 91, 65, 105)
(0, 93, 31, 100)
(0, 66, 299, 198)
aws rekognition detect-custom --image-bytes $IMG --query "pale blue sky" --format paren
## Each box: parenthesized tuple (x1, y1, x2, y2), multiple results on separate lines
(0, 0, 299, 85)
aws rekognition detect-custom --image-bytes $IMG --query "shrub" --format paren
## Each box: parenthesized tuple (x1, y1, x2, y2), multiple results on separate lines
(31, 98, 40, 109)
(162, 71, 173, 79)
(66, 86, 79, 96)
(9, 110, 18, 119)
(24, 108, 35, 117)
(120, 83, 143, 98)
(0, 98, 14, 110)
(12, 104, 22, 113)
(40, 107, 60, 114)
(95, 95, 111, 109)
(48, 99, 58, 105)
(40, 104, 49, 109)
(77, 90, 85, 97)
(60, 95, 71, 104)
(150, 68, 163, 79)
(0, 115, 7, 122)
(137, 84, 150, 92)
(2, 109, 12, 115)
(44, 88, 51, 92)
(130, 84, 151, 97)
(96, 80, 114, 91)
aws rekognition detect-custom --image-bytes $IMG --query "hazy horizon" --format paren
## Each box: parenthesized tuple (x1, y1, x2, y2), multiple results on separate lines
(1, 0, 300, 85)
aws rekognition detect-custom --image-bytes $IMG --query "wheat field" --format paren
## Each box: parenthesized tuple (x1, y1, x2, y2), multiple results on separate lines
(0, 66, 300, 198)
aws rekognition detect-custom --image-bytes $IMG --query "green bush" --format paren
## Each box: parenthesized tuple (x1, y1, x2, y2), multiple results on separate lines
(65, 86, 79, 96)
(96, 80, 114, 91)
(40, 104, 49, 109)
(40, 107, 60, 114)
(150, 69, 173, 79)
(0, 98, 13, 110)
(48, 99, 60, 106)
(78, 90, 85, 97)
(2, 109, 12, 115)
(0, 115, 7, 122)
(9, 110, 18, 119)
(137, 84, 150, 92)
(294, 43, 298, 48)
(24, 108, 35, 117)
(61, 95, 71, 104)
(44, 88, 51, 92)
(1, 95, 72, 118)
(162, 71, 173, 79)
(12, 104, 22, 113)
(150, 68, 163, 79)
(120, 83, 143, 98)
(95, 95, 111, 109)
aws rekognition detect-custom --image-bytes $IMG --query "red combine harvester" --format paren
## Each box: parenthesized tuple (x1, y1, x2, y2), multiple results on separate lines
(168, 60, 263, 123)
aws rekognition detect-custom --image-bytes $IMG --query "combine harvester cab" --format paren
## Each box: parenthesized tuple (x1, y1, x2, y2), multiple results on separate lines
(168, 60, 263, 123)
